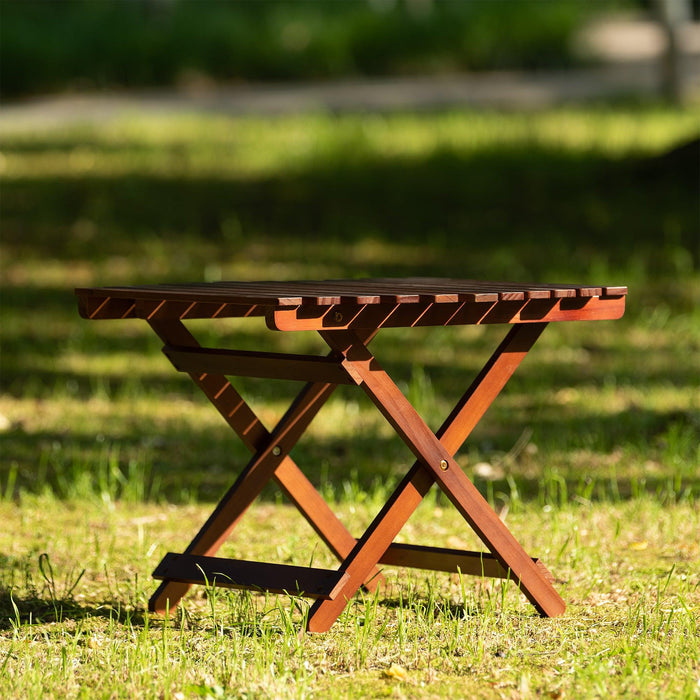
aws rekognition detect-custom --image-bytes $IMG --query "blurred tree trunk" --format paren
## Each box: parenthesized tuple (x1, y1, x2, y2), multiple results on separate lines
(652, 0, 692, 103)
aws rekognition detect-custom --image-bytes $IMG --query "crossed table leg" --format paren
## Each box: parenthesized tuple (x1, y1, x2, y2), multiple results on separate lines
(148, 320, 566, 629)
(148, 319, 383, 614)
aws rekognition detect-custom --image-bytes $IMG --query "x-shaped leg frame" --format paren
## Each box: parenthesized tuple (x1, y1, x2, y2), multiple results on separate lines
(148, 320, 566, 629)
(307, 324, 565, 630)
(148, 319, 383, 613)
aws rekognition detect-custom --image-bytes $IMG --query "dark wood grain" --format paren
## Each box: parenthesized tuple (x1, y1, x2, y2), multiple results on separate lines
(378, 543, 544, 579)
(76, 278, 628, 321)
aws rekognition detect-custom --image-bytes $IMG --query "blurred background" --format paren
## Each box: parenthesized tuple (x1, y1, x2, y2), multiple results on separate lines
(0, 1, 698, 502)
(1, 0, 699, 102)
(1, 0, 698, 282)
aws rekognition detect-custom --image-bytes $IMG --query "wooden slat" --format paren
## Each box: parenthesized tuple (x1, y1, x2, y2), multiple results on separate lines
(163, 346, 356, 384)
(153, 552, 350, 600)
(77, 294, 263, 320)
(602, 285, 627, 296)
(326, 279, 498, 303)
(135, 300, 264, 321)
(366, 278, 601, 300)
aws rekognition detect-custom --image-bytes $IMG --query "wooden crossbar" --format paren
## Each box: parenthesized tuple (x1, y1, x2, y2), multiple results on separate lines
(153, 553, 350, 600)
(378, 543, 554, 582)
(163, 346, 355, 384)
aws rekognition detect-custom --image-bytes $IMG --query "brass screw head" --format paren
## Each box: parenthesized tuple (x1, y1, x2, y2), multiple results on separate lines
(439, 459, 449, 471)
(272, 445, 282, 456)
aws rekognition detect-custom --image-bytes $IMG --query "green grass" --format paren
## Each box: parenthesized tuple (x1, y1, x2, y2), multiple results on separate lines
(1, 497, 698, 698)
(1, 105, 699, 698)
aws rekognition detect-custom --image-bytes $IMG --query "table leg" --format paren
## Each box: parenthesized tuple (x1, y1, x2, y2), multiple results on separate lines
(147, 320, 382, 614)
(307, 324, 564, 632)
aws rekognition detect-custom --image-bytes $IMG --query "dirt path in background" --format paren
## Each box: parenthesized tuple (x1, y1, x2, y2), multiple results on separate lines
(1, 19, 698, 130)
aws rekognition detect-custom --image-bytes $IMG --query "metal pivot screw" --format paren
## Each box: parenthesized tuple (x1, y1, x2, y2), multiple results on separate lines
(439, 459, 449, 471)
(272, 445, 282, 456)
(334, 311, 343, 323)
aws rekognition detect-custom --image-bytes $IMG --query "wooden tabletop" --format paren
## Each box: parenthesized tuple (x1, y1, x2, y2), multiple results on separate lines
(77, 278, 626, 306)
(76, 278, 627, 327)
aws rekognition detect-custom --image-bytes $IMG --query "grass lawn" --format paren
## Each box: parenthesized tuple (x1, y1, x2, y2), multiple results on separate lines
(1, 104, 699, 698)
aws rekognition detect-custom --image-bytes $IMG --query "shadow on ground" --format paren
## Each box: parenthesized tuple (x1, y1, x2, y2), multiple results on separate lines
(2, 132, 698, 504)
(0, 586, 148, 632)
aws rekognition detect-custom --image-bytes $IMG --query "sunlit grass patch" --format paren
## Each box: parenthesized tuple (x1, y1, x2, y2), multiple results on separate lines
(2, 107, 699, 171)
(1, 497, 698, 699)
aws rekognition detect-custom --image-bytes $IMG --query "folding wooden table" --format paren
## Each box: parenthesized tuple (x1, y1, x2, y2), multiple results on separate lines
(75, 278, 626, 632)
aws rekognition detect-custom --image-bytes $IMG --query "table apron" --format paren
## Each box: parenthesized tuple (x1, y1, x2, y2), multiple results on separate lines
(268, 296, 625, 331)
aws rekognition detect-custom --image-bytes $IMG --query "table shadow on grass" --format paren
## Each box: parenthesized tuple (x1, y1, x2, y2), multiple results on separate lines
(0, 584, 304, 639)
(0, 586, 147, 632)
(2, 135, 698, 506)
(0, 581, 505, 637)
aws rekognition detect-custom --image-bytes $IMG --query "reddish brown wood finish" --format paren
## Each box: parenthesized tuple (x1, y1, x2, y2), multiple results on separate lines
(305, 324, 565, 632)
(163, 346, 355, 385)
(147, 320, 382, 614)
(268, 295, 625, 332)
(377, 543, 548, 580)
(74, 279, 626, 630)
